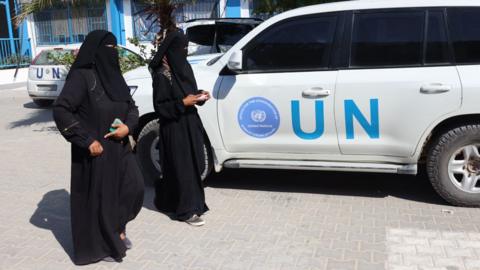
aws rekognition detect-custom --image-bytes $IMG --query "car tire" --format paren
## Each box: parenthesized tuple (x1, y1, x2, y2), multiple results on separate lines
(33, 99, 54, 107)
(427, 125, 480, 207)
(136, 119, 213, 186)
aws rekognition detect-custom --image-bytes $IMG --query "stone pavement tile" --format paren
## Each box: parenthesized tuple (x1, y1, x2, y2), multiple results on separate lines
(314, 247, 344, 261)
(348, 232, 376, 243)
(320, 231, 347, 242)
(220, 259, 253, 270)
(433, 257, 465, 269)
(387, 254, 403, 265)
(137, 250, 169, 263)
(457, 240, 480, 249)
(444, 247, 475, 258)
(190, 256, 224, 270)
(387, 264, 418, 270)
(447, 224, 475, 232)
(372, 252, 387, 263)
(360, 241, 385, 252)
(357, 261, 385, 270)
(403, 237, 429, 246)
(468, 232, 480, 240)
(343, 249, 372, 263)
(442, 232, 468, 240)
(250, 262, 283, 270)
(402, 255, 434, 267)
(141, 261, 178, 270)
(162, 253, 198, 269)
(295, 255, 328, 269)
(10, 257, 48, 270)
(388, 244, 417, 255)
(464, 259, 480, 270)
(325, 259, 356, 270)
(415, 245, 445, 256)
(330, 240, 360, 251)
(430, 239, 457, 247)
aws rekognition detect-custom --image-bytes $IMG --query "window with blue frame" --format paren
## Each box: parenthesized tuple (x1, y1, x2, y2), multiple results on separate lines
(33, 2, 107, 45)
(131, 0, 218, 42)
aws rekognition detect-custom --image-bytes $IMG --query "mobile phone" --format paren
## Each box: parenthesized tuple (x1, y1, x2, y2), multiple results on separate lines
(109, 118, 123, 133)
(197, 94, 208, 101)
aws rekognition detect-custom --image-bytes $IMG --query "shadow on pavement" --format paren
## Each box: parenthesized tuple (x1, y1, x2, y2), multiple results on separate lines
(30, 189, 74, 262)
(23, 102, 43, 109)
(142, 184, 179, 221)
(9, 104, 54, 128)
(205, 168, 448, 206)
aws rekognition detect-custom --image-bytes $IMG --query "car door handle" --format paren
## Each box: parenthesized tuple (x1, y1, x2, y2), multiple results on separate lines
(420, 83, 452, 94)
(302, 88, 331, 98)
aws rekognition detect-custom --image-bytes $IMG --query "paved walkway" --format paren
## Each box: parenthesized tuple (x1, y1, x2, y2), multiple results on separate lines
(1, 89, 480, 270)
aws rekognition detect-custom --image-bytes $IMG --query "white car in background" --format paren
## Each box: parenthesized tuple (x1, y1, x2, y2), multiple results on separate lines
(27, 49, 70, 107)
(128, 0, 480, 207)
(27, 47, 143, 107)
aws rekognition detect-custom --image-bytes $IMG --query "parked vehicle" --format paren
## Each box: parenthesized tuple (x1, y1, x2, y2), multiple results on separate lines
(128, 0, 480, 206)
(27, 49, 70, 107)
(27, 46, 142, 107)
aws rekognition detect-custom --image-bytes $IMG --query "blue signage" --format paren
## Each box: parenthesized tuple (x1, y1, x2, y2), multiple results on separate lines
(238, 97, 280, 138)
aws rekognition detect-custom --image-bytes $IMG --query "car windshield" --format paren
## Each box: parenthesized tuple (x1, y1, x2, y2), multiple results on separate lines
(186, 21, 261, 55)
(216, 23, 256, 53)
(34, 50, 74, 65)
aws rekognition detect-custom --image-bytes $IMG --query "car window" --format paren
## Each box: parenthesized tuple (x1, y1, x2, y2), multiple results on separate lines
(186, 25, 216, 56)
(216, 23, 255, 53)
(350, 10, 425, 67)
(187, 25, 216, 46)
(425, 10, 450, 64)
(448, 8, 480, 64)
(34, 50, 73, 65)
(244, 15, 338, 72)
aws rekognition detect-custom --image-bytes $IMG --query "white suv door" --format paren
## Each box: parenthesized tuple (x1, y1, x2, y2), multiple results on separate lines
(335, 9, 462, 157)
(217, 14, 341, 155)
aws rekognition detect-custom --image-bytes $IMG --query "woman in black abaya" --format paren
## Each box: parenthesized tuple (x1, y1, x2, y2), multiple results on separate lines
(53, 30, 144, 265)
(149, 6, 210, 226)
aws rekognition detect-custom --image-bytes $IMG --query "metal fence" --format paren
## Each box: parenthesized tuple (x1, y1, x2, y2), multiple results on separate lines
(33, 4, 108, 45)
(132, 0, 218, 42)
(0, 38, 31, 69)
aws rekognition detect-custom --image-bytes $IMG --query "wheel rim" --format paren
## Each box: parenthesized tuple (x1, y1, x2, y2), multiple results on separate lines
(448, 144, 480, 194)
(150, 137, 161, 172)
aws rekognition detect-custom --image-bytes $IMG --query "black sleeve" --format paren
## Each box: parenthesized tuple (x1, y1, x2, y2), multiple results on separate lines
(53, 70, 95, 149)
(124, 98, 139, 135)
(152, 74, 185, 121)
(148, 31, 178, 70)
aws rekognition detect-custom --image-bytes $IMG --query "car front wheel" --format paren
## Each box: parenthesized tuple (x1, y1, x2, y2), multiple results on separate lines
(427, 125, 480, 206)
(136, 119, 212, 185)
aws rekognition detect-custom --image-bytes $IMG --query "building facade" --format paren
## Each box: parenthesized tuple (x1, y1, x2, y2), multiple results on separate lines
(25, 0, 251, 57)
(0, 0, 252, 68)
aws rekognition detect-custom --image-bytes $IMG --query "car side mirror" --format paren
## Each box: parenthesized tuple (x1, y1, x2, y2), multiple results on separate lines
(227, 50, 243, 71)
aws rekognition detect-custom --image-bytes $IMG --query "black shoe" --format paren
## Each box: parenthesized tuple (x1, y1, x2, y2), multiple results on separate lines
(102, 256, 116, 262)
(123, 237, 132, 249)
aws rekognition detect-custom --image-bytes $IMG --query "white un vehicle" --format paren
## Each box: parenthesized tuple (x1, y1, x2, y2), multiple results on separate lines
(125, 0, 480, 207)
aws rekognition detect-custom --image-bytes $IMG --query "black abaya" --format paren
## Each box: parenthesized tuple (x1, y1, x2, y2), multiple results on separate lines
(149, 29, 209, 220)
(53, 68, 144, 264)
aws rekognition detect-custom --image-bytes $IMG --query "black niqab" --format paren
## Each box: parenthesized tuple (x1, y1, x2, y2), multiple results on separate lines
(69, 30, 131, 102)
